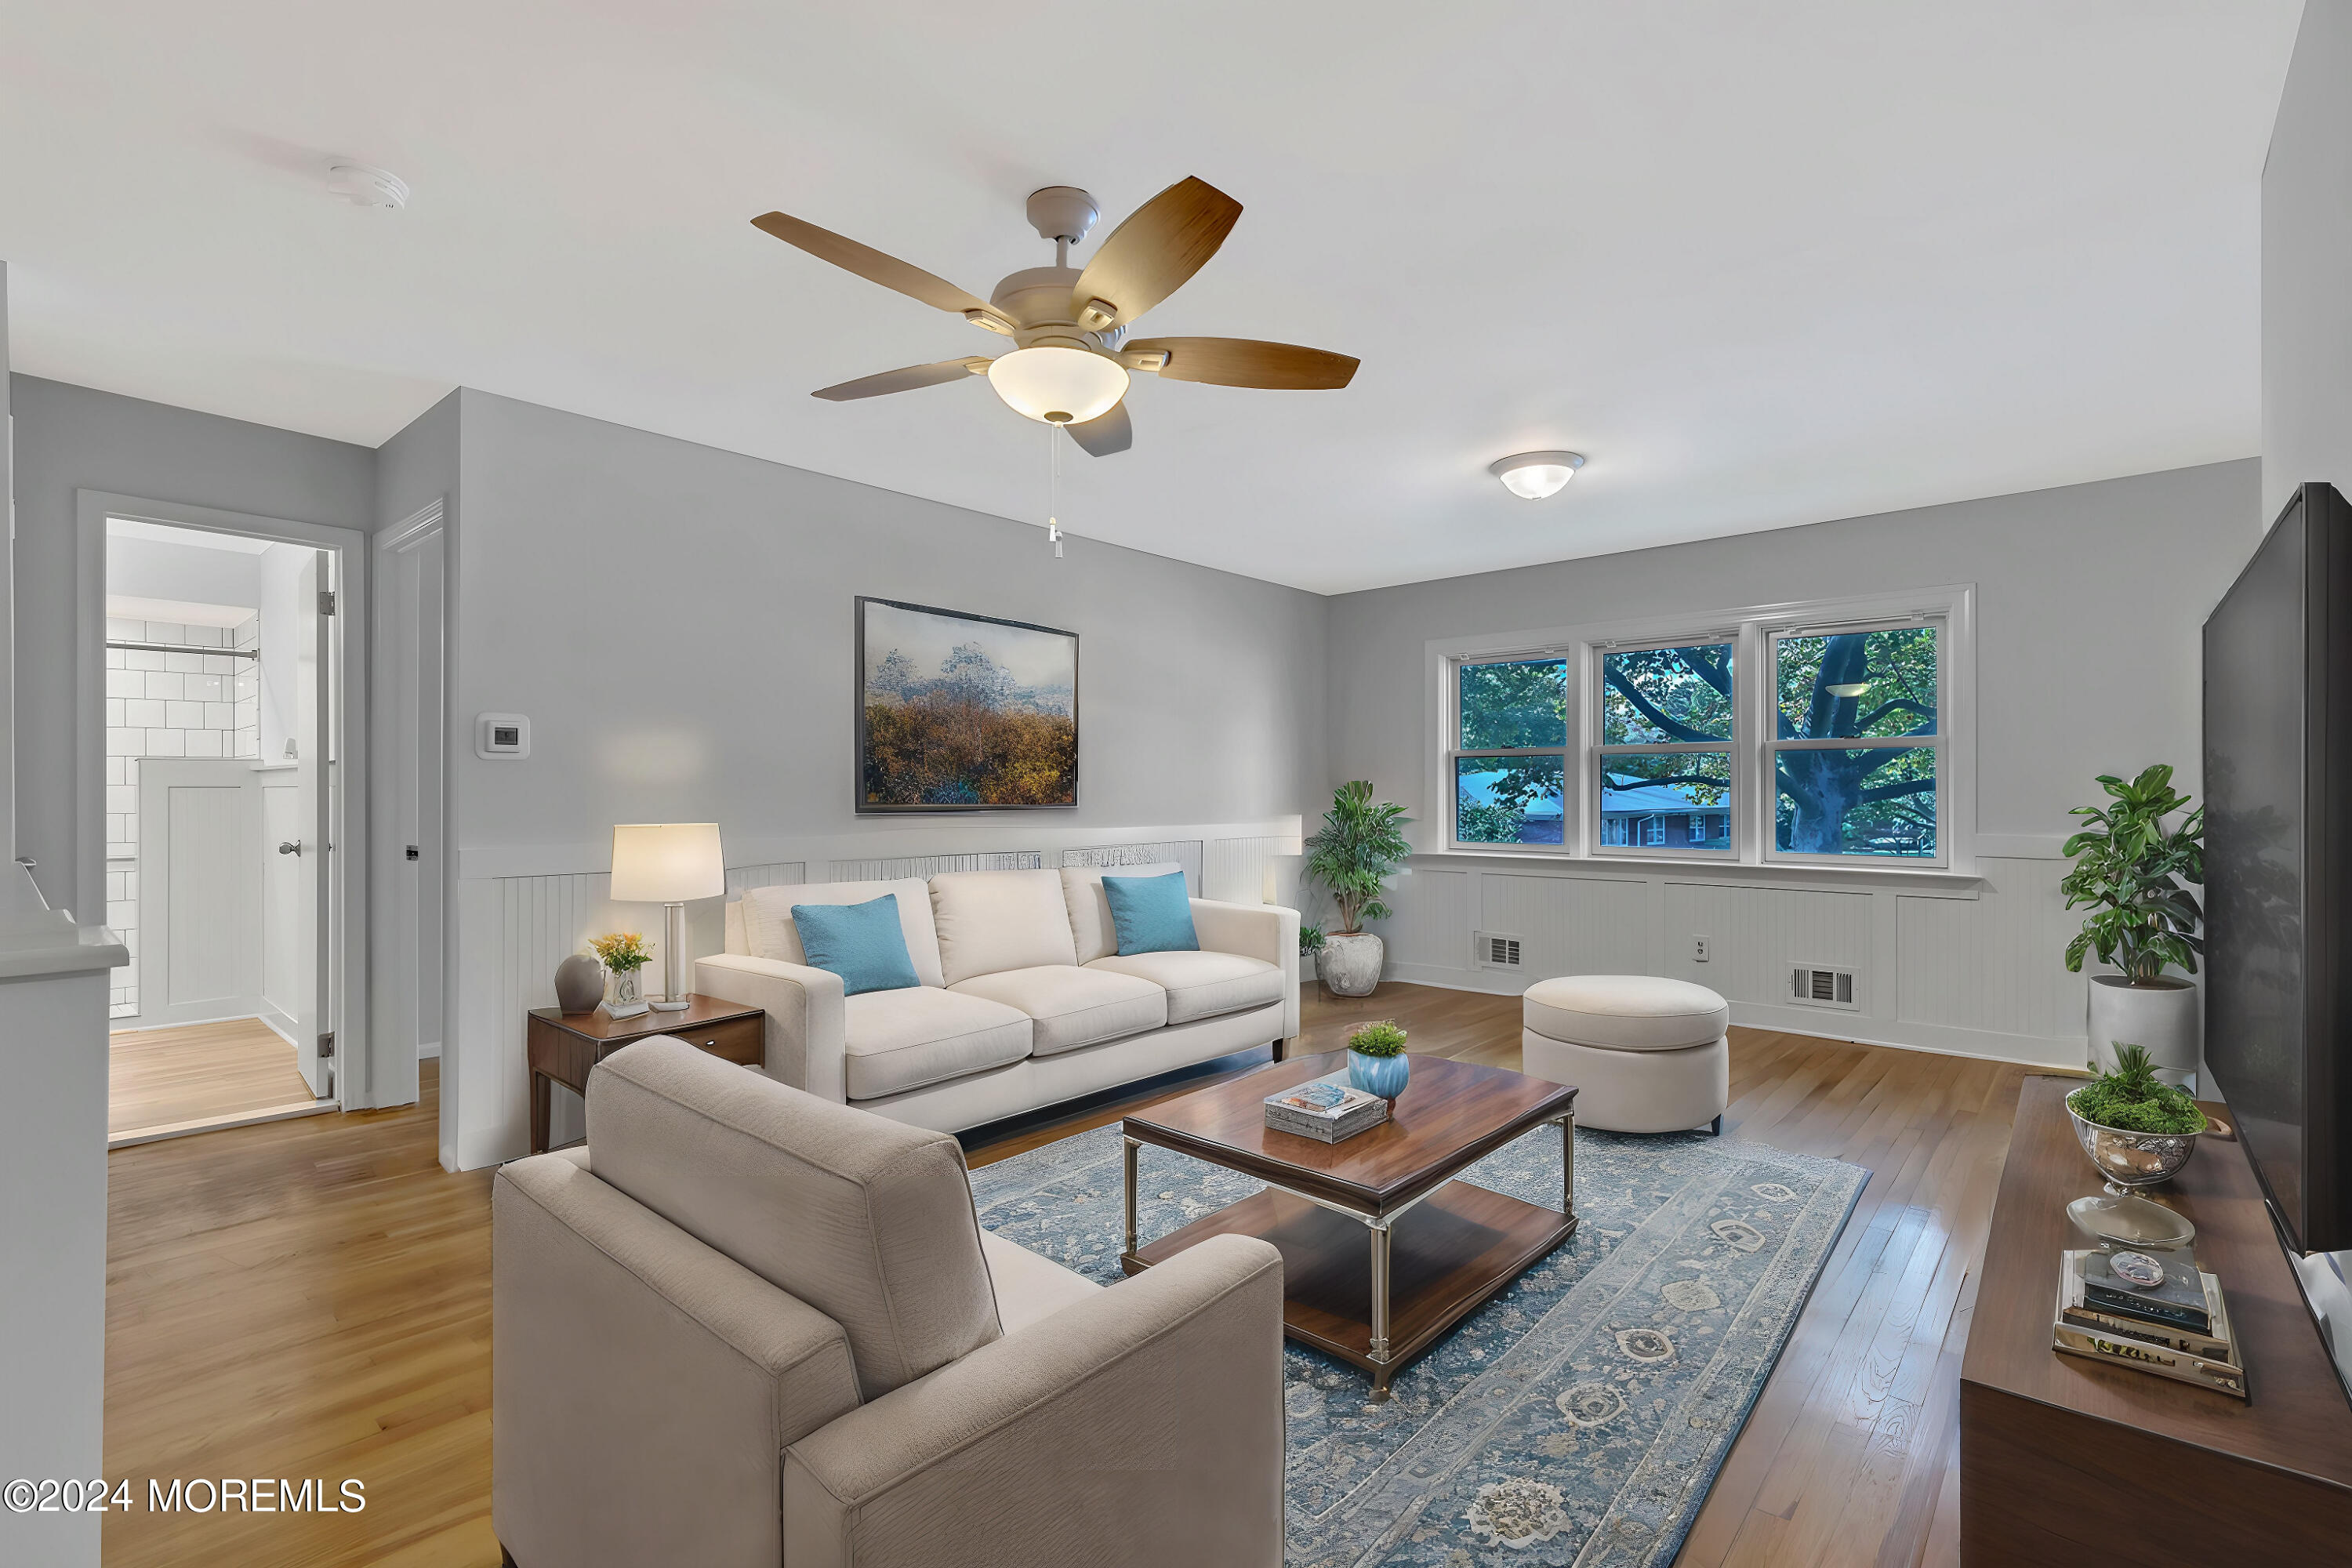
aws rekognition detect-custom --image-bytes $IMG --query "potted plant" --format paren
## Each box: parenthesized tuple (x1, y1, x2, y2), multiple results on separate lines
(2061, 764, 2204, 1083)
(1346, 1020, 1410, 1102)
(2064, 1043, 2209, 1192)
(1299, 923, 1327, 963)
(1304, 780, 1413, 997)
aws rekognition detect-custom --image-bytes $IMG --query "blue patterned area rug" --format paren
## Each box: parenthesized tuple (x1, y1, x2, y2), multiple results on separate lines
(970, 1120, 1867, 1567)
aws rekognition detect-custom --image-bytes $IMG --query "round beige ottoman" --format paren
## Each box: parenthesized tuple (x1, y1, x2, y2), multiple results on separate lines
(1522, 975, 1730, 1135)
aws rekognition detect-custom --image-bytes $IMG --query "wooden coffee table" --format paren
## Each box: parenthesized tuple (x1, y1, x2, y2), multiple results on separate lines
(1120, 1050, 1577, 1398)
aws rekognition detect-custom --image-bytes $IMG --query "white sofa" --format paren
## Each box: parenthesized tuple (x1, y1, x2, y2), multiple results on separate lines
(695, 865, 1300, 1133)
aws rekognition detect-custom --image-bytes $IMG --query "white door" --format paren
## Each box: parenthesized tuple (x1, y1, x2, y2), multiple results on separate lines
(136, 759, 260, 1026)
(294, 550, 335, 1097)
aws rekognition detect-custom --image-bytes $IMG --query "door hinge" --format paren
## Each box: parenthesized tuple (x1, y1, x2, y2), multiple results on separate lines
(318, 1032, 336, 1059)
(318, 590, 337, 616)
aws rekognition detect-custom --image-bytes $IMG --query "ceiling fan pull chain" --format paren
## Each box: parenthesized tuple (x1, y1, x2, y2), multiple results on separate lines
(1047, 420, 1064, 558)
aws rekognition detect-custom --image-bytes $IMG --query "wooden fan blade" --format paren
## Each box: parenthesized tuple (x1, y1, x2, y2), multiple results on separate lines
(753, 212, 992, 317)
(1069, 177, 1242, 330)
(1123, 338, 1359, 390)
(812, 358, 989, 401)
(1065, 401, 1132, 456)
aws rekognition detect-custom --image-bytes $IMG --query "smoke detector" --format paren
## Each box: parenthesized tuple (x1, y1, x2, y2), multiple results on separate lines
(326, 162, 410, 209)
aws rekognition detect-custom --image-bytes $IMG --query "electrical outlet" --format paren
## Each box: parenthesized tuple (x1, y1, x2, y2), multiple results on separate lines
(1693, 935, 1711, 963)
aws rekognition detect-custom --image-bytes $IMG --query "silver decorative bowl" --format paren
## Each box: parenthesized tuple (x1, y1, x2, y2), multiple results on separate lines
(2065, 1091, 2199, 1192)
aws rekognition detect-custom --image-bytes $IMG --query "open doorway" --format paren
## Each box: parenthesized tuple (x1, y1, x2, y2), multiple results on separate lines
(88, 508, 356, 1146)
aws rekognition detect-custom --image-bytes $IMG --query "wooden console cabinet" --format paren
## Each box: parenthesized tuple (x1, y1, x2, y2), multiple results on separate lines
(1959, 1075, 2352, 1563)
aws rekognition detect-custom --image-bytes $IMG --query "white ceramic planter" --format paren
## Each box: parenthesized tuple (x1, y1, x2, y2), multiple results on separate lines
(2087, 975, 2200, 1087)
(1319, 931, 1385, 996)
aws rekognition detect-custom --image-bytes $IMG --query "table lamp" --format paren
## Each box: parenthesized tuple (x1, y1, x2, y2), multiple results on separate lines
(609, 822, 725, 1012)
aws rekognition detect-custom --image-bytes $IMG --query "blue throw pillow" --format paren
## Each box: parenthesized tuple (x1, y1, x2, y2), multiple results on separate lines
(792, 895, 920, 996)
(1102, 872, 1199, 956)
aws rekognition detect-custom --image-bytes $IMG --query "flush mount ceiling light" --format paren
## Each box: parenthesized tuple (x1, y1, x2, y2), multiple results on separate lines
(985, 343, 1131, 426)
(326, 162, 409, 209)
(1489, 451, 1586, 499)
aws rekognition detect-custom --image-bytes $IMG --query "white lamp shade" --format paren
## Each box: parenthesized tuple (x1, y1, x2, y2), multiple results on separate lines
(609, 822, 725, 902)
(986, 345, 1129, 425)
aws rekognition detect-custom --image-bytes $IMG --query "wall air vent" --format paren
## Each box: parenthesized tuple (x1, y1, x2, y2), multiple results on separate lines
(1791, 963, 1858, 1010)
(1475, 931, 1524, 971)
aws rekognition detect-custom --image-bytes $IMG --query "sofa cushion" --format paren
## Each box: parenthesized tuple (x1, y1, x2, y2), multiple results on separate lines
(1103, 871, 1200, 956)
(1086, 949, 1285, 1025)
(1059, 862, 1185, 965)
(929, 869, 1080, 986)
(742, 878, 945, 989)
(949, 964, 1167, 1057)
(843, 987, 1033, 1099)
(585, 1036, 1000, 1400)
(1523, 975, 1729, 1051)
(978, 1229, 1103, 1335)
(794, 895, 921, 996)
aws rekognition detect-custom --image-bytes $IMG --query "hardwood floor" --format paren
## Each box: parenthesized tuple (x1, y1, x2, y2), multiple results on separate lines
(108, 1016, 323, 1142)
(102, 982, 2033, 1566)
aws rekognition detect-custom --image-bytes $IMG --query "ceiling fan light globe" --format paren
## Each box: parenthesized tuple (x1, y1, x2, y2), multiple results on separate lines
(986, 346, 1129, 426)
(1489, 450, 1586, 499)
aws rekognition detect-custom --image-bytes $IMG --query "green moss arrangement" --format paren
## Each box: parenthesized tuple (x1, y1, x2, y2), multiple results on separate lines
(2067, 1043, 2207, 1136)
(1347, 1020, 1407, 1058)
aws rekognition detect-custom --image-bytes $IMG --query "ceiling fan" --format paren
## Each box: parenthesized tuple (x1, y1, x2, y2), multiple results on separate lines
(751, 178, 1359, 456)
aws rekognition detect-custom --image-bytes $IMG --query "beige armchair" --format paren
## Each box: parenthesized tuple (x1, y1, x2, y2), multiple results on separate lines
(492, 1036, 1285, 1568)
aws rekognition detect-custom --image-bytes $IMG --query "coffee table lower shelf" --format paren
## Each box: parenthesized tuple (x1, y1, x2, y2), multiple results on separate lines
(1120, 1179, 1577, 1393)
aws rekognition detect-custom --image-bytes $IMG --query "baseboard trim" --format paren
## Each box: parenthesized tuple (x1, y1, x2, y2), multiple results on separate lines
(1380, 962, 2085, 1069)
(417, 1040, 441, 1060)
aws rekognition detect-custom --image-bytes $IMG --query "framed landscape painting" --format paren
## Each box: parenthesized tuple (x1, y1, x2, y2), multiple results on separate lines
(855, 597, 1079, 811)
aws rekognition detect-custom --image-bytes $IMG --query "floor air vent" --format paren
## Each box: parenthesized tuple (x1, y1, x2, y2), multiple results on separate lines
(1791, 964, 1858, 1010)
(1475, 932, 1524, 971)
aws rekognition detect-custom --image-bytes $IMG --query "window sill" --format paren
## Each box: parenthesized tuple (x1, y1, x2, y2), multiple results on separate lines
(1410, 847, 1984, 897)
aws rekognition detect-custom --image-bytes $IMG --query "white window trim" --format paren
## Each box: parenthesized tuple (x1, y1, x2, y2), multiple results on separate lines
(1428, 585, 1976, 877)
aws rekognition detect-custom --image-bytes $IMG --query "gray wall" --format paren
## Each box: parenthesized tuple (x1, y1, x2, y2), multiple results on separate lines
(8, 376, 375, 915)
(2263, 0, 2352, 524)
(1329, 460, 2260, 839)
(1319, 459, 2261, 1065)
(451, 388, 1328, 854)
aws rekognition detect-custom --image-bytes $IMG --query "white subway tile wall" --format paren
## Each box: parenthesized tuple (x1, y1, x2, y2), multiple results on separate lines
(106, 615, 263, 1018)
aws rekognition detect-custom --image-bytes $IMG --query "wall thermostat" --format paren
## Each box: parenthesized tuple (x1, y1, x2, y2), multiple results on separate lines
(476, 713, 530, 759)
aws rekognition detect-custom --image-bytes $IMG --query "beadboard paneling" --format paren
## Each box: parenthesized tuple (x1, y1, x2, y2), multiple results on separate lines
(1378, 868, 1472, 971)
(1896, 856, 2087, 1041)
(725, 861, 804, 896)
(1479, 873, 1650, 979)
(1062, 839, 1206, 892)
(1663, 881, 1875, 1009)
(828, 851, 1042, 880)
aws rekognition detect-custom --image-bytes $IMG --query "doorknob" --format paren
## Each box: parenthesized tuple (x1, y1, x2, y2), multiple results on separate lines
(279, 840, 303, 856)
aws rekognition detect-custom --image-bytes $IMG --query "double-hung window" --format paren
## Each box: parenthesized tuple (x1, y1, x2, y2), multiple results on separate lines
(1441, 592, 1962, 868)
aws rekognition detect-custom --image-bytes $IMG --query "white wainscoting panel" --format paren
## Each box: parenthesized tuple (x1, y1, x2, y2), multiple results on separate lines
(725, 861, 805, 896)
(1479, 873, 1651, 980)
(1663, 881, 1875, 1010)
(1379, 868, 1472, 972)
(1896, 855, 2088, 1044)
(1062, 840, 1206, 893)
(1203, 835, 1300, 905)
(830, 851, 1042, 880)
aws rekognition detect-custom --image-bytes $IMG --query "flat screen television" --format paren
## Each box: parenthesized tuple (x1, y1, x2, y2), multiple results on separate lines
(2205, 480, 2352, 1255)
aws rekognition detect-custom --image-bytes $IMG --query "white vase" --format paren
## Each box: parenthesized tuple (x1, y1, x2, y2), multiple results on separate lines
(2086, 975, 2200, 1088)
(1319, 931, 1385, 996)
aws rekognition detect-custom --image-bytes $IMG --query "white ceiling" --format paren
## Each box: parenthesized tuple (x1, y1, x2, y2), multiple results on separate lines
(0, 2, 2303, 593)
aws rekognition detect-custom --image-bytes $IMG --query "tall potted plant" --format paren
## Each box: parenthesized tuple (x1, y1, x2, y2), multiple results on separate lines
(2061, 764, 2205, 1083)
(1304, 780, 1412, 997)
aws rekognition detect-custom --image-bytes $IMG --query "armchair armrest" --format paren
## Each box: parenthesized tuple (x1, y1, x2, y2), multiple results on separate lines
(1192, 898, 1301, 1040)
(695, 952, 847, 1101)
(781, 1233, 1284, 1568)
(493, 1152, 862, 1568)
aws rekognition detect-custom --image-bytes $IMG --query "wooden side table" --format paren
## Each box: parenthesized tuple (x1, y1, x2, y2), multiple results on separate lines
(525, 994, 765, 1153)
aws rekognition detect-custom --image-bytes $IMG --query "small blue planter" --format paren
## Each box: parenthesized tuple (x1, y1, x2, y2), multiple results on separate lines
(1348, 1049, 1410, 1102)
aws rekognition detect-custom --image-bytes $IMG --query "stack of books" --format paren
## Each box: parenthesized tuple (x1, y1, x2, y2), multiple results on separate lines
(2052, 1246, 2244, 1399)
(1264, 1076, 1388, 1143)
